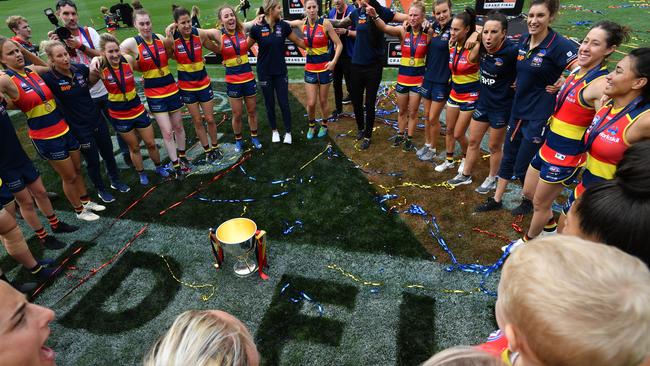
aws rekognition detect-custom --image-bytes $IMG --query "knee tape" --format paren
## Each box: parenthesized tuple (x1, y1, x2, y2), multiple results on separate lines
(2, 225, 29, 257)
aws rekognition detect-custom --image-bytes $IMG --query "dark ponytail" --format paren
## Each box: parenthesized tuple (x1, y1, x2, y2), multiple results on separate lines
(628, 48, 650, 104)
(530, 0, 559, 18)
(454, 7, 476, 35)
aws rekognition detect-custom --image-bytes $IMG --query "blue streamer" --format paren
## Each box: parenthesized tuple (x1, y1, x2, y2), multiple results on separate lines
(280, 283, 324, 316)
(282, 220, 304, 235)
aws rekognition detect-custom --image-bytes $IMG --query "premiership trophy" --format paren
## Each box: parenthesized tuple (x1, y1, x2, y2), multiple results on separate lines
(209, 218, 269, 279)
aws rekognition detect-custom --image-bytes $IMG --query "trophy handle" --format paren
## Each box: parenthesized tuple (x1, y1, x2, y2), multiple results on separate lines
(208, 228, 224, 271)
(255, 230, 269, 280)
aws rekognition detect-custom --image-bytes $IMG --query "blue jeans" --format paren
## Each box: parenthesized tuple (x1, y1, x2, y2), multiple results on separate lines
(259, 75, 292, 132)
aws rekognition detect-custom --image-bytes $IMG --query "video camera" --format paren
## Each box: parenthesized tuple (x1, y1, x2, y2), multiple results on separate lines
(44, 8, 72, 40)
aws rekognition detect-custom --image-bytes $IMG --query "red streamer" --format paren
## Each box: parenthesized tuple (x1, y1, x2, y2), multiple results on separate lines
(511, 215, 524, 234)
(472, 227, 512, 244)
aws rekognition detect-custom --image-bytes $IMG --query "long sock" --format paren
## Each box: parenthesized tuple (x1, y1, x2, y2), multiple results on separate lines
(47, 214, 60, 229)
(235, 133, 243, 141)
(172, 160, 181, 169)
(211, 143, 218, 150)
(251, 130, 258, 137)
(203, 144, 211, 153)
(29, 264, 44, 275)
(523, 234, 533, 241)
(74, 205, 83, 214)
(178, 150, 186, 159)
(35, 227, 48, 240)
(446, 152, 454, 162)
(80, 195, 90, 205)
(308, 119, 316, 129)
(544, 217, 557, 232)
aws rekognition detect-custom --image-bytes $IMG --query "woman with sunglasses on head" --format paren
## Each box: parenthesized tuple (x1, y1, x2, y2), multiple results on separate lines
(121, 9, 186, 180)
(0, 37, 103, 222)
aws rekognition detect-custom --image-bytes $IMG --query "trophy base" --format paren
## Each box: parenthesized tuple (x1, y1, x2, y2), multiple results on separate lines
(233, 261, 258, 277)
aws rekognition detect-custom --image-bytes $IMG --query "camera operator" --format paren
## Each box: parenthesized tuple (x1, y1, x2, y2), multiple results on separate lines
(47, 0, 132, 167)
(6, 16, 39, 65)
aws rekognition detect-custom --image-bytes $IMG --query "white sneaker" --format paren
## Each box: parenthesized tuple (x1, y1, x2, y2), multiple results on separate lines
(272, 130, 281, 143)
(434, 160, 455, 172)
(416, 145, 430, 157)
(419, 148, 437, 161)
(447, 173, 473, 187)
(501, 238, 525, 253)
(457, 158, 466, 174)
(283, 133, 292, 145)
(76, 208, 100, 221)
(475, 176, 497, 194)
(83, 201, 106, 212)
(539, 228, 558, 237)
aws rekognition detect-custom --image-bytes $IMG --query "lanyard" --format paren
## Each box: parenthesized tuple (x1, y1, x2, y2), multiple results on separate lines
(408, 30, 422, 60)
(77, 27, 94, 49)
(107, 58, 128, 99)
(306, 18, 319, 49)
(8, 69, 48, 104)
(178, 30, 196, 62)
(223, 28, 242, 56)
(141, 36, 162, 70)
(554, 64, 604, 114)
(584, 96, 643, 151)
(451, 45, 465, 73)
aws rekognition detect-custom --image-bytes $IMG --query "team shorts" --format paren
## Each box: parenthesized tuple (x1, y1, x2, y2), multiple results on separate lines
(112, 113, 152, 133)
(472, 108, 509, 129)
(419, 81, 450, 102)
(447, 97, 477, 112)
(0, 160, 40, 193)
(32, 132, 80, 161)
(395, 83, 422, 94)
(227, 80, 257, 99)
(530, 153, 581, 186)
(180, 87, 214, 104)
(146, 92, 183, 113)
(304, 70, 333, 85)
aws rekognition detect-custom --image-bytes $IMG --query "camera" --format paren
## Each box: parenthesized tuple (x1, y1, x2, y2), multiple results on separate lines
(44, 8, 72, 40)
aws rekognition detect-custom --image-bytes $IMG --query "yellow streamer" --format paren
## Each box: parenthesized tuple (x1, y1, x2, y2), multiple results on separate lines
(327, 263, 384, 287)
(378, 181, 455, 192)
(299, 143, 332, 171)
(405, 284, 480, 295)
(161, 255, 216, 301)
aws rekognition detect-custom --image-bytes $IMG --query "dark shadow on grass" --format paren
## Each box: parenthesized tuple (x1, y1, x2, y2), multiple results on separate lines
(58, 251, 181, 334)
(256, 274, 358, 365)
(397, 292, 436, 366)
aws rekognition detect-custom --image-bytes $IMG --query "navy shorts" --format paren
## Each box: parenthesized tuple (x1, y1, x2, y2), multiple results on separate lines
(304, 70, 333, 85)
(0, 160, 40, 193)
(112, 113, 152, 133)
(447, 97, 476, 112)
(497, 118, 548, 182)
(395, 83, 422, 94)
(419, 81, 450, 102)
(530, 153, 581, 186)
(180, 87, 214, 104)
(227, 80, 257, 99)
(0, 184, 14, 207)
(147, 92, 183, 113)
(32, 132, 80, 161)
(472, 108, 509, 129)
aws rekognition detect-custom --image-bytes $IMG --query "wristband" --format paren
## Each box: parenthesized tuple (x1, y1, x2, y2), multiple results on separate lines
(370, 15, 379, 21)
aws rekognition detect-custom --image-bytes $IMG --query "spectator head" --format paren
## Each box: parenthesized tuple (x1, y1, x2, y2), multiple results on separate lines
(422, 346, 505, 366)
(55, 0, 79, 30)
(565, 140, 650, 265)
(0, 280, 57, 366)
(144, 310, 259, 366)
(496, 235, 650, 366)
(6, 16, 31, 39)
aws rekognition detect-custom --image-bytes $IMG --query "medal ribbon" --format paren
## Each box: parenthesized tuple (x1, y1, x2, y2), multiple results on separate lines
(584, 96, 643, 150)
(140, 35, 163, 72)
(107, 57, 128, 100)
(7, 69, 49, 105)
(408, 30, 422, 62)
(223, 28, 242, 58)
(178, 29, 196, 62)
(306, 18, 319, 50)
(451, 45, 465, 73)
(554, 64, 605, 114)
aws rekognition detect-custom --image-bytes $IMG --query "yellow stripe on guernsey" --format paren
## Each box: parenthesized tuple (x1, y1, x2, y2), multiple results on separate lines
(585, 154, 617, 180)
(25, 99, 57, 119)
(548, 117, 589, 140)
(307, 46, 328, 56)
(399, 58, 425, 67)
(142, 66, 172, 79)
(107, 89, 138, 103)
(177, 61, 206, 73)
(452, 72, 479, 84)
(224, 55, 250, 68)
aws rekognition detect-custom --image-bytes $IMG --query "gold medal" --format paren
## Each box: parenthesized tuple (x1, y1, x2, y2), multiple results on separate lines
(236, 56, 243, 65)
(409, 57, 415, 66)
(158, 68, 164, 76)
(44, 102, 53, 112)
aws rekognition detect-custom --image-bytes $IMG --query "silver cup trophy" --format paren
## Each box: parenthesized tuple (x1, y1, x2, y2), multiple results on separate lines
(209, 218, 268, 278)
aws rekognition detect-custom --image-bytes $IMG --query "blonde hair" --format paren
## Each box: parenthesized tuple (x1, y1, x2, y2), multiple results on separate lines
(39, 40, 66, 59)
(143, 310, 255, 366)
(99, 33, 120, 51)
(410, 1, 426, 15)
(261, 0, 281, 15)
(499, 235, 650, 366)
(191, 5, 200, 17)
(100, 6, 109, 14)
(6, 15, 27, 33)
(422, 346, 505, 366)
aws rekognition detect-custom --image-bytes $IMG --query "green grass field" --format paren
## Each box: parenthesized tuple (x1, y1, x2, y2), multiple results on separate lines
(1, 0, 648, 365)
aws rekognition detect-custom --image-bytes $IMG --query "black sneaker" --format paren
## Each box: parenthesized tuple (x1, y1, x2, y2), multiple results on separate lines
(209, 148, 224, 162)
(402, 138, 414, 152)
(29, 265, 56, 281)
(475, 197, 503, 213)
(11, 281, 38, 293)
(392, 134, 405, 147)
(179, 157, 192, 173)
(356, 130, 365, 141)
(360, 138, 371, 150)
(342, 95, 352, 104)
(511, 198, 533, 216)
(40, 235, 67, 250)
(175, 167, 185, 181)
(52, 221, 79, 233)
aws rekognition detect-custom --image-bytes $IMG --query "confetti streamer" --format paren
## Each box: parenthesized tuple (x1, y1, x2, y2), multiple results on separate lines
(326, 264, 384, 287)
(280, 283, 324, 316)
(161, 255, 216, 302)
